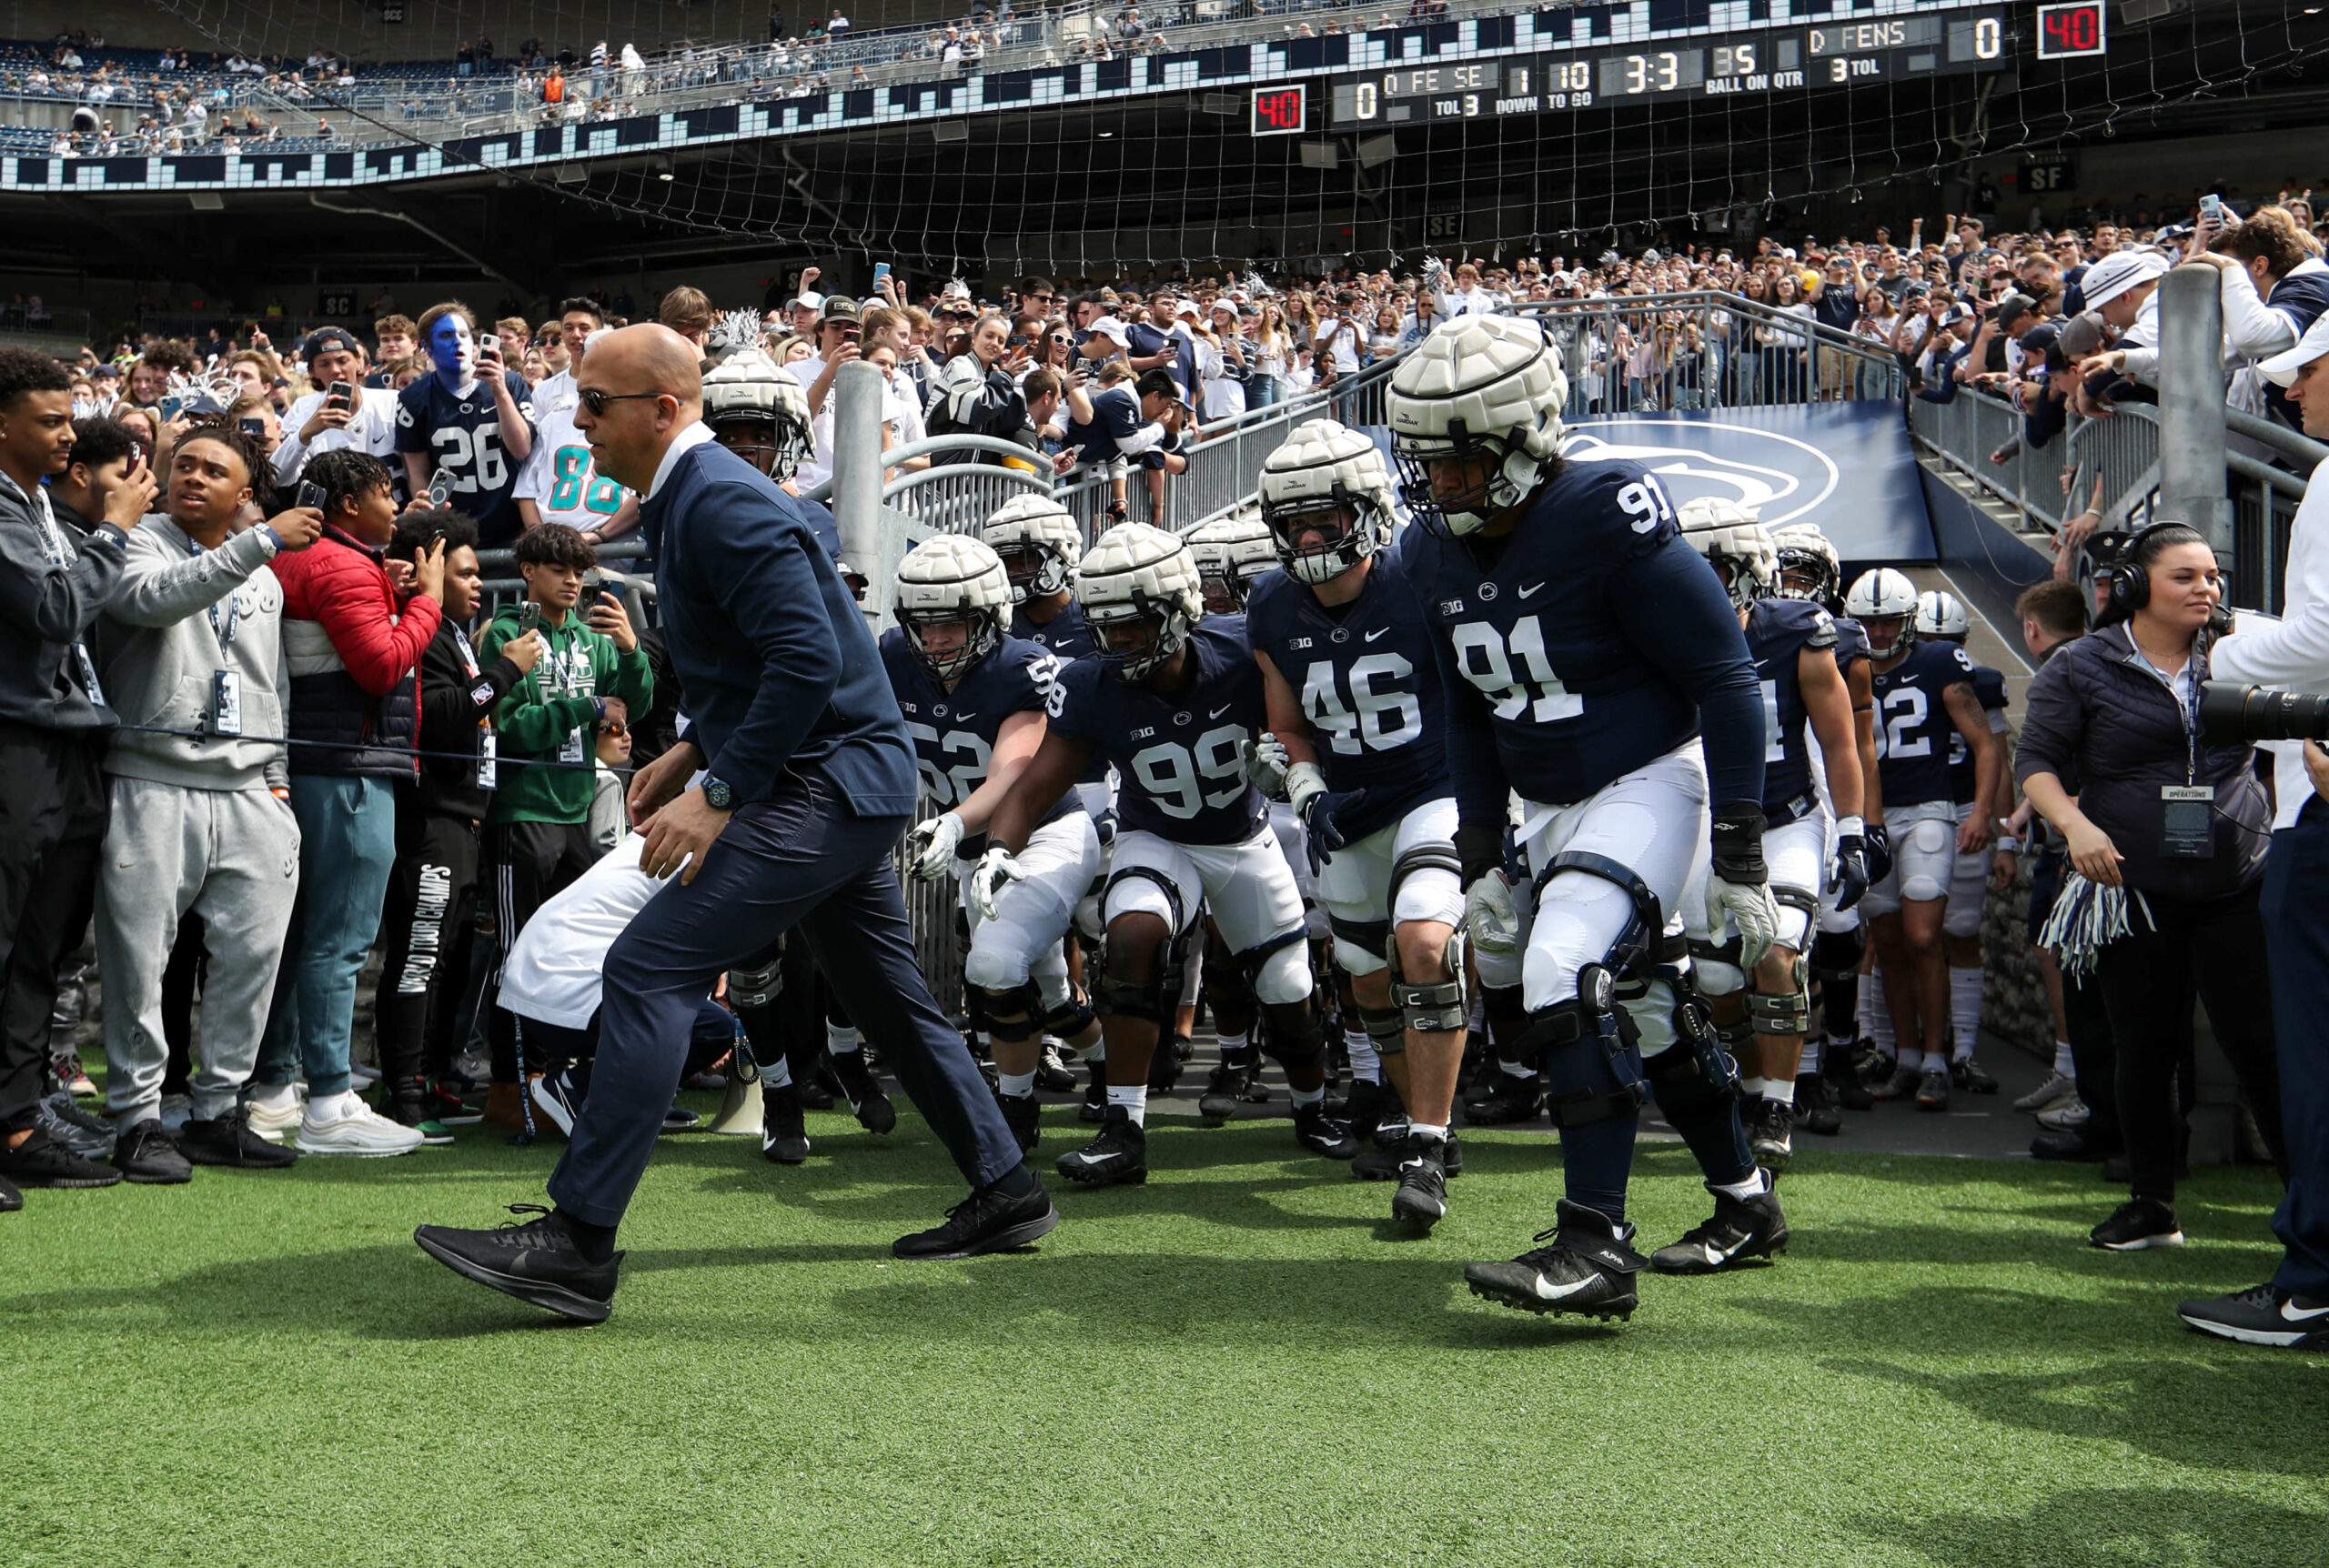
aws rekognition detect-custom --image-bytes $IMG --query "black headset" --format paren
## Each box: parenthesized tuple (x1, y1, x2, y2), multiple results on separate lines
(2099, 521, 2193, 621)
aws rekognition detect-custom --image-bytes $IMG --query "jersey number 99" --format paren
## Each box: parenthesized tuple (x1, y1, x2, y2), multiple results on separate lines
(1131, 724, 1247, 819)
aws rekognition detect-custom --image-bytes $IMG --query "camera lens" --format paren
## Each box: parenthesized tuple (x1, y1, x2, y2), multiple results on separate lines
(2201, 681, 2329, 744)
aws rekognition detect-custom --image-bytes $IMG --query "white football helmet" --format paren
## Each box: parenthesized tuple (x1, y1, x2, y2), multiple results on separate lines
(1845, 568, 1921, 659)
(1915, 588, 1970, 642)
(702, 349, 813, 482)
(1187, 508, 1278, 612)
(979, 493, 1084, 603)
(1770, 523, 1842, 608)
(1386, 314, 1568, 537)
(1256, 417, 1397, 584)
(895, 535, 1013, 682)
(1678, 497, 1776, 610)
(1077, 521, 1204, 681)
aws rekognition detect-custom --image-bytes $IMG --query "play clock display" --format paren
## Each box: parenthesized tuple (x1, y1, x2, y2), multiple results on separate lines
(1251, 84, 1307, 135)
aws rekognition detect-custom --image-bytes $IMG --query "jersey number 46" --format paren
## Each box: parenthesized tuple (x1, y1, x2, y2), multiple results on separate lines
(1302, 654, 1423, 755)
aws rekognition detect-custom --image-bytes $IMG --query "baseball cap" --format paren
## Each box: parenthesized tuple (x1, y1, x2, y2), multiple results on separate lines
(1087, 316, 1132, 347)
(2261, 312, 2329, 387)
(1996, 294, 2037, 332)
(2079, 250, 2171, 309)
(1173, 300, 1201, 321)
(2058, 311, 2108, 358)
(791, 289, 824, 311)
(302, 326, 364, 362)
(818, 296, 861, 324)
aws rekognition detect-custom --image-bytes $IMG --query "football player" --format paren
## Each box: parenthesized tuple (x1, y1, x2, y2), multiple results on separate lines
(883, 535, 1102, 1154)
(1845, 568, 1999, 1111)
(395, 301, 536, 547)
(1388, 315, 1784, 1321)
(1245, 417, 1469, 1226)
(1188, 508, 1278, 616)
(701, 346, 816, 493)
(978, 523, 1358, 1186)
(1916, 588, 2011, 1095)
(1679, 501, 1867, 1175)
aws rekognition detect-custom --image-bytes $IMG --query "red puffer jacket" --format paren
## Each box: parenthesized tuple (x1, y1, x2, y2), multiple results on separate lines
(270, 524, 441, 779)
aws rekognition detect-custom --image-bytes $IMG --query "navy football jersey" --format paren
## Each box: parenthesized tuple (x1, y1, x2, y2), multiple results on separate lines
(1830, 615, 1872, 672)
(1948, 662, 2009, 806)
(1245, 544, 1451, 840)
(1745, 596, 1839, 822)
(1045, 618, 1266, 846)
(1871, 639, 1978, 809)
(395, 370, 537, 547)
(880, 629, 1071, 858)
(1013, 597, 1096, 660)
(1407, 457, 1764, 813)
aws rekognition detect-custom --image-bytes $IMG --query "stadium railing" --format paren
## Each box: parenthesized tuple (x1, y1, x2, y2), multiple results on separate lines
(1521, 290, 1905, 413)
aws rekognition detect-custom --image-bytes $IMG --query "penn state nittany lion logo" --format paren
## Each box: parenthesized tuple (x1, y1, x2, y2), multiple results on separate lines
(1560, 420, 1841, 528)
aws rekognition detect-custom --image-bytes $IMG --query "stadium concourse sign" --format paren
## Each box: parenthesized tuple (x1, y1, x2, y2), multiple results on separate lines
(0, 0, 2011, 195)
(1561, 403, 1936, 565)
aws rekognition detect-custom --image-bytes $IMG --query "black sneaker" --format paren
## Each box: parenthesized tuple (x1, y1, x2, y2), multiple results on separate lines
(1054, 1104, 1148, 1185)
(1826, 1046, 1875, 1111)
(1341, 1077, 1399, 1143)
(0, 1172, 18, 1211)
(2177, 1282, 2329, 1348)
(0, 1125, 123, 1189)
(761, 1081, 810, 1164)
(997, 1091, 1041, 1154)
(425, 1081, 484, 1126)
(1078, 1061, 1109, 1124)
(892, 1174, 1061, 1261)
(1035, 1043, 1079, 1093)
(412, 1204, 621, 1323)
(1148, 1034, 1189, 1094)
(1197, 1056, 1254, 1121)
(829, 1050, 897, 1135)
(1465, 1200, 1648, 1321)
(1292, 1101, 1359, 1160)
(181, 1107, 299, 1169)
(112, 1120, 193, 1184)
(1748, 1099, 1795, 1174)
(1649, 1181, 1789, 1274)
(37, 1091, 114, 1160)
(1391, 1140, 1450, 1227)
(1466, 1069, 1544, 1125)
(2091, 1199, 2185, 1251)
(796, 1065, 837, 1112)
(1951, 1056, 2000, 1094)
(1797, 1073, 1842, 1136)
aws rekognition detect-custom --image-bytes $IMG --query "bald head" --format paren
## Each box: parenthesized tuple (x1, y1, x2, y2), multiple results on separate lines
(573, 322, 710, 492)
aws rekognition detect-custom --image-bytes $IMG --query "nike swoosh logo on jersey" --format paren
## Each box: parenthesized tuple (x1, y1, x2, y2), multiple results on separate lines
(2284, 1297, 2329, 1322)
(1895, 674, 1919, 685)
(1365, 628, 1390, 642)
(953, 711, 977, 721)
(1210, 705, 1234, 719)
(1517, 582, 1548, 598)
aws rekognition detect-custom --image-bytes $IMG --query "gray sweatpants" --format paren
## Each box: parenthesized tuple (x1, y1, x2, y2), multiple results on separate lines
(95, 776, 301, 1125)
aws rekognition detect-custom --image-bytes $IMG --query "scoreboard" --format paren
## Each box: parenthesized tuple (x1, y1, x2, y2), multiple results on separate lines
(1327, 9, 2007, 127)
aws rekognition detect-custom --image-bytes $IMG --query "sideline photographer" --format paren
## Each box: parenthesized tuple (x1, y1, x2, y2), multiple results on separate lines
(2185, 314, 2329, 1344)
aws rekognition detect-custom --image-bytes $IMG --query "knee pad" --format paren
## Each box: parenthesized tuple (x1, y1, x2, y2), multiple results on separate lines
(1094, 868, 1189, 1026)
(1547, 849, 1663, 985)
(1517, 965, 1648, 1127)
(1771, 883, 1820, 956)
(979, 978, 1044, 1043)
(1388, 842, 1466, 930)
(1260, 1006, 1326, 1069)
(1328, 910, 1391, 979)
(1243, 930, 1314, 1007)
(1942, 899, 1984, 940)
(1386, 922, 1467, 1036)
(1812, 922, 1865, 981)
(1899, 819, 1952, 903)
(727, 960, 782, 1010)
(1747, 950, 1811, 1039)
(1642, 993, 1741, 1125)
(1688, 933, 1747, 999)
(1358, 1002, 1407, 1055)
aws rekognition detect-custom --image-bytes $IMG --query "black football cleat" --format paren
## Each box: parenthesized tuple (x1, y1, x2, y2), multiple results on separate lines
(1035, 1042, 1080, 1094)
(997, 1090, 1042, 1155)
(761, 1081, 811, 1165)
(413, 1204, 621, 1323)
(1340, 1077, 1399, 1143)
(1796, 1073, 1842, 1137)
(1951, 1055, 2000, 1094)
(1466, 1069, 1544, 1125)
(1078, 1060, 1109, 1124)
(829, 1050, 897, 1135)
(1356, 1129, 1464, 1181)
(1390, 1140, 1450, 1227)
(1649, 1181, 1790, 1274)
(1055, 1105, 1148, 1186)
(1826, 1046, 1875, 1111)
(1291, 1101, 1359, 1160)
(892, 1175, 1061, 1261)
(1747, 1098, 1795, 1174)
(1466, 1200, 1647, 1321)
(1147, 1034, 1190, 1094)
(1197, 1055, 1255, 1122)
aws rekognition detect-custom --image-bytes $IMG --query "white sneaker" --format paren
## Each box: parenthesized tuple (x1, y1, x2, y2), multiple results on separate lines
(297, 1091, 425, 1157)
(2036, 1095, 2092, 1131)
(158, 1092, 195, 1133)
(2014, 1070, 2078, 1114)
(247, 1084, 306, 1138)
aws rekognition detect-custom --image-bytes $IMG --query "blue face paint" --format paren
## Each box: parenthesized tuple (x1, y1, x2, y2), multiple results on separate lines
(428, 314, 474, 391)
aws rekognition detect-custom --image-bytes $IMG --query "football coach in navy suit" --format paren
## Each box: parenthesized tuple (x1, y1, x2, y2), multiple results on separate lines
(417, 326, 1056, 1322)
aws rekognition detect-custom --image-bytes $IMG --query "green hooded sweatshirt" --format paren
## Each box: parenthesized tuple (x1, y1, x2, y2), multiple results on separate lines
(479, 601, 653, 826)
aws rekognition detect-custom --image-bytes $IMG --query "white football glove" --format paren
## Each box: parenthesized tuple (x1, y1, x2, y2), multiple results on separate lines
(1706, 876, 1782, 973)
(1245, 732, 1292, 797)
(972, 842, 1026, 921)
(1462, 872, 1521, 956)
(905, 810, 965, 883)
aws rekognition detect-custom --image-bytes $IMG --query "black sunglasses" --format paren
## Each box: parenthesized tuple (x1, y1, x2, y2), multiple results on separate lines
(578, 387, 669, 416)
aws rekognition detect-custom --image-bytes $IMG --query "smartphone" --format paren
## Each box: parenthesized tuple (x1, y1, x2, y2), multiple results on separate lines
(158, 395, 183, 420)
(841, 326, 861, 344)
(516, 601, 541, 634)
(428, 466, 455, 507)
(327, 379, 352, 407)
(480, 332, 501, 356)
(295, 479, 326, 512)
(872, 260, 892, 291)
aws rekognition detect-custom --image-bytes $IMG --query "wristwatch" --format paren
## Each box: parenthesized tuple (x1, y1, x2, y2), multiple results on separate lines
(701, 775, 735, 811)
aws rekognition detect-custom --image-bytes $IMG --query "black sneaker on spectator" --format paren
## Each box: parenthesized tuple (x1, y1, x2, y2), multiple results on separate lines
(2177, 1282, 2329, 1348)
(660, 1106, 702, 1133)
(37, 1091, 114, 1161)
(1915, 1069, 1951, 1112)
(829, 1050, 897, 1135)
(529, 1065, 588, 1137)
(413, 1204, 621, 1323)
(1796, 1073, 1842, 1136)
(1951, 1056, 2000, 1094)
(1078, 1060, 1108, 1124)
(2091, 1199, 2184, 1251)
(181, 1107, 299, 1169)
(997, 1090, 1041, 1154)
(761, 1081, 810, 1164)
(0, 1125, 123, 1188)
(1870, 1061, 1922, 1101)
(426, 1081, 483, 1126)
(112, 1120, 193, 1184)
(892, 1174, 1060, 1261)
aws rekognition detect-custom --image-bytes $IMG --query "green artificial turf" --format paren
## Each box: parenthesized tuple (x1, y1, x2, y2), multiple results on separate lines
(3, 1101, 2323, 1567)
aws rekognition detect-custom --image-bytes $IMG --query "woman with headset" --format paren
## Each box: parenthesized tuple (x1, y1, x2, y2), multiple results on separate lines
(2017, 523, 2285, 1251)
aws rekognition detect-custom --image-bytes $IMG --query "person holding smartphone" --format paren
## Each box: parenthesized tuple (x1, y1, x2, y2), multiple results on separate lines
(925, 311, 1031, 465)
(394, 301, 537, 548)
(271, 327, 397, 488)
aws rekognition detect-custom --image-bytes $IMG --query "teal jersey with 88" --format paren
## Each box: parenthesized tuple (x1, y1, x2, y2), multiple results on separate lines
(515, 403, 626, 528)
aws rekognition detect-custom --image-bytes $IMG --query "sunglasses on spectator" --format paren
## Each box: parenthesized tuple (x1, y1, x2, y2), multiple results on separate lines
(578, 387, 669, 416)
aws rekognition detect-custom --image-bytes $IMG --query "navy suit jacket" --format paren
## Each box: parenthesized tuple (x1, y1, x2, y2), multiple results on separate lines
(638, 437, 917, 817)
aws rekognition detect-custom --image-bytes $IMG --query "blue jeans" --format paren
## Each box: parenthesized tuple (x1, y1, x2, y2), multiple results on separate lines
(254, 775, 397, 1100)
(1248, 375, 1280, 408)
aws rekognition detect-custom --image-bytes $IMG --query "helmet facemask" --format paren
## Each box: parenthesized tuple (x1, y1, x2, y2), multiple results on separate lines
(1264, 492, 1382, 585)
(1393, 423, 1542, 538)
(902, 605, 999, 683)
(1087, 593, 1191, 682)
(993, 539, 1069, 604)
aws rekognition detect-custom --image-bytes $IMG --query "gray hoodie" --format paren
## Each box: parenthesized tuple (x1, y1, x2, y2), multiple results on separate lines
(0, 468, 126, 732)
(96, 516, 289, 791)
